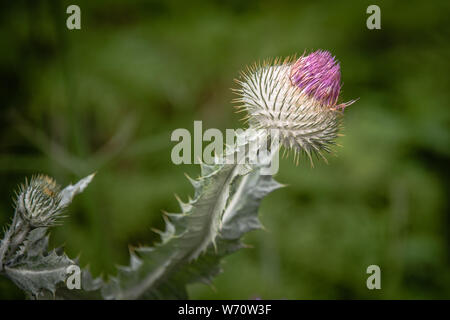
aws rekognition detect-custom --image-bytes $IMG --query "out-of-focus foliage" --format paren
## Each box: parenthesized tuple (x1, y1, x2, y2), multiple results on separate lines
(1, 0, 449, 299)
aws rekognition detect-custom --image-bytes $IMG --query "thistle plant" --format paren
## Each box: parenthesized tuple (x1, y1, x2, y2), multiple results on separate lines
(0, 174, 97, 297)
(0, 50, 355, 299)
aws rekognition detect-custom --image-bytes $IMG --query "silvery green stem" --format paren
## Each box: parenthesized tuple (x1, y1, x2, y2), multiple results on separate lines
(5, 218, 31, 265)
(0, 211, 23, 272)
(0, 225, 13, 272)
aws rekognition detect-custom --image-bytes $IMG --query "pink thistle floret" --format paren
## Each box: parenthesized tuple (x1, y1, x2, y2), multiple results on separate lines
(290, 50, 346, 109)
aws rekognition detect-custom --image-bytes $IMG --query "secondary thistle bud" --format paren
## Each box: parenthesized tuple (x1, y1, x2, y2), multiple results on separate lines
(233, 50, 356, 163)
(15, 174, 65, 227)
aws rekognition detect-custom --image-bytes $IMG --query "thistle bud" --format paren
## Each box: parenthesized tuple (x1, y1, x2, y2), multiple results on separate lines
(234, 50, 356, 163)
(15, 174, 65, 227)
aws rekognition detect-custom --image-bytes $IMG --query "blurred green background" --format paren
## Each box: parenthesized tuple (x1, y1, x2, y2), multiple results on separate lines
(1, 0, 449, 299)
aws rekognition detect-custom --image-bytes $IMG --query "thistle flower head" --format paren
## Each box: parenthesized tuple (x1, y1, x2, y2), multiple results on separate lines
(233, 49, 356, 164)
(15, 174, 65, 227)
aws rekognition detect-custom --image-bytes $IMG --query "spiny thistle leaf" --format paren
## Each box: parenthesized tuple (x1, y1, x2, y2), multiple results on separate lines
(102, 152, 281, 300)
(102, 163, 237, 299)
(38, 267, 105, 300)
(59, 173, 96, 208)
(5, 242, 74, 297)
